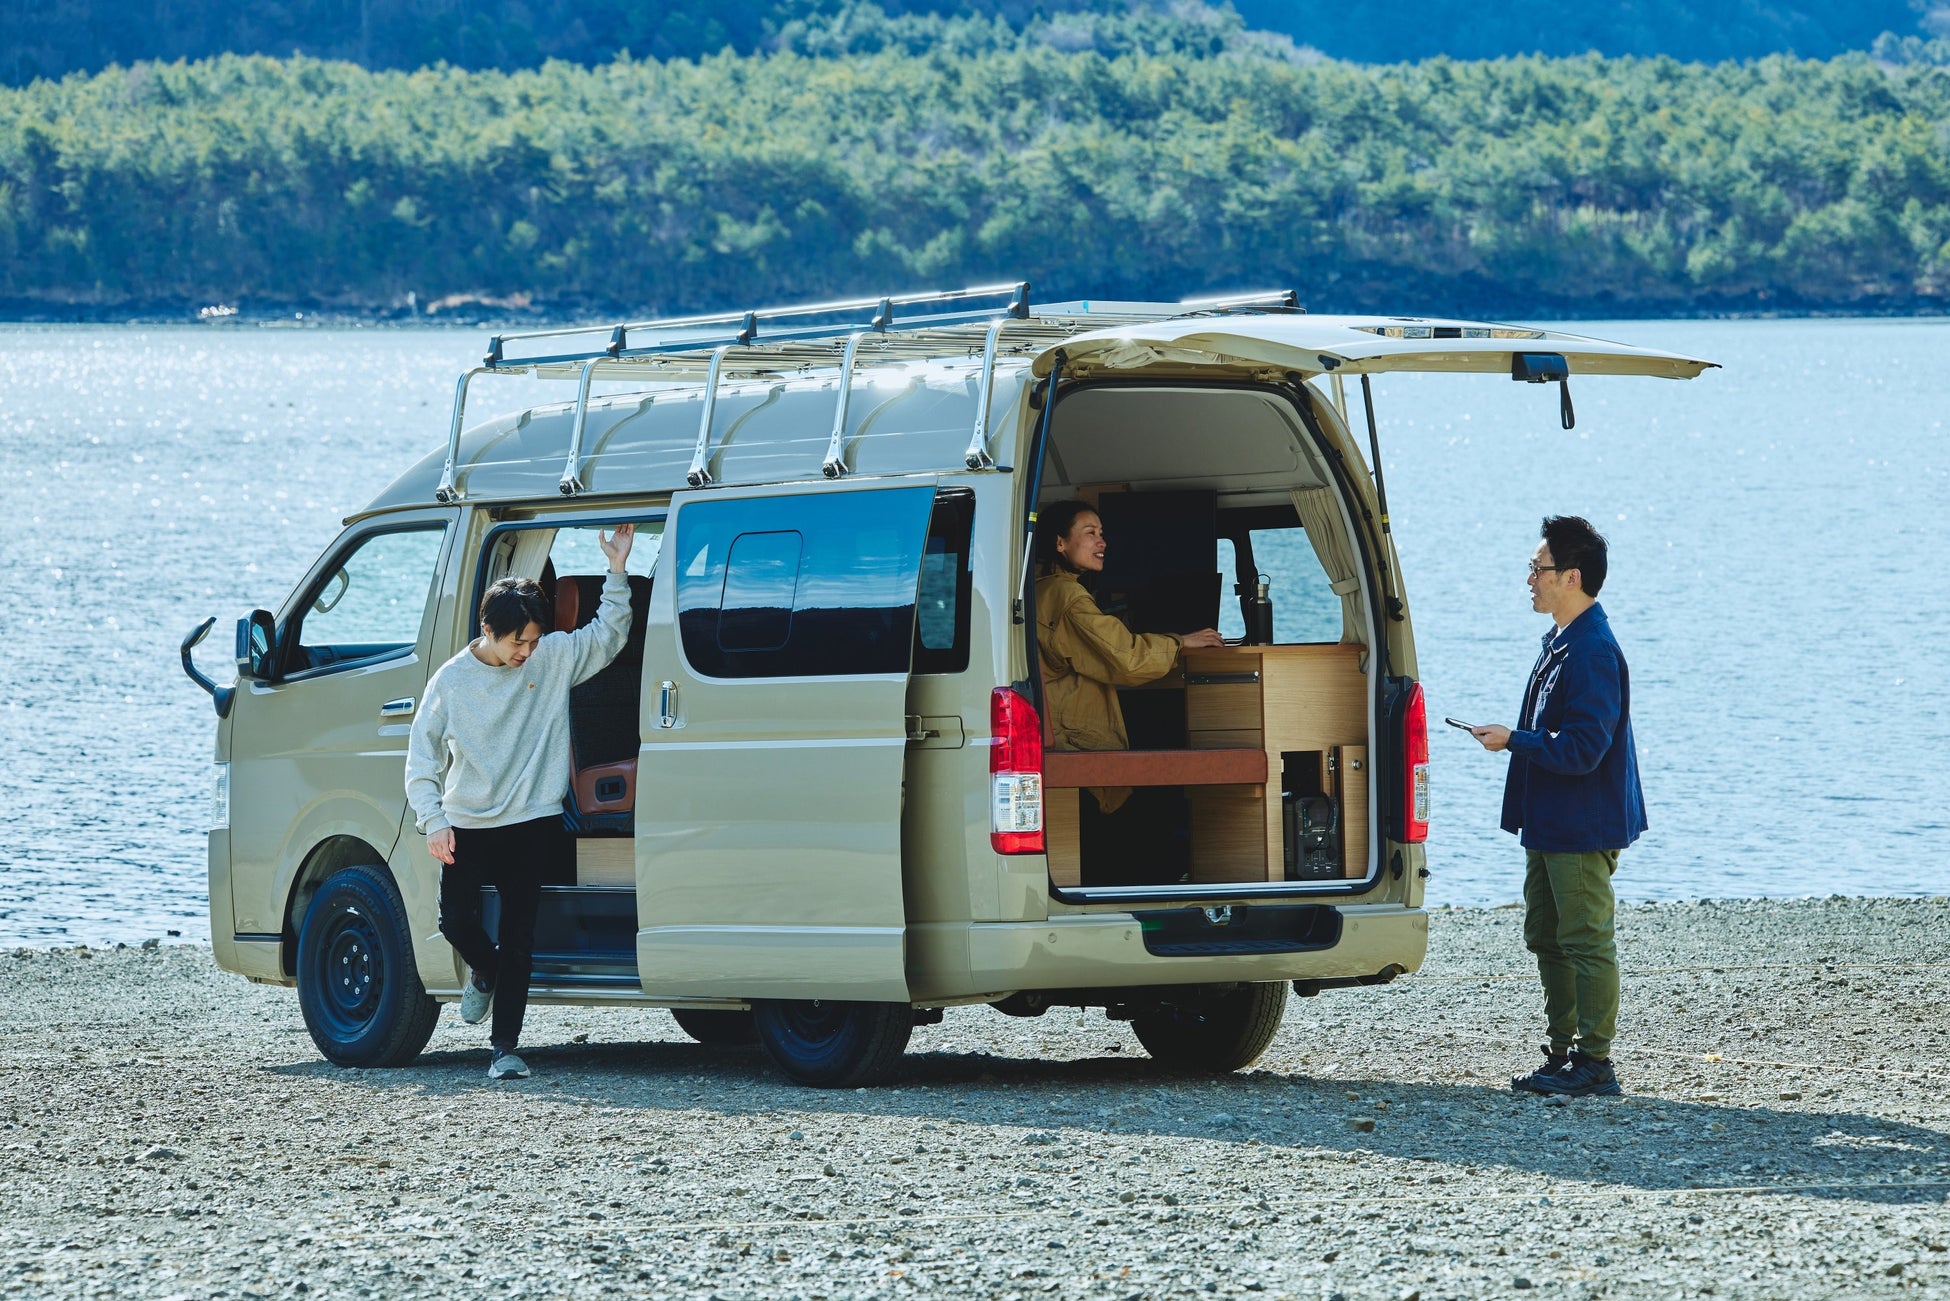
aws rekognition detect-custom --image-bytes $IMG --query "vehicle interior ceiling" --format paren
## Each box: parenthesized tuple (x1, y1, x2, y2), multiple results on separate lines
(1035, 383, 1378, 892)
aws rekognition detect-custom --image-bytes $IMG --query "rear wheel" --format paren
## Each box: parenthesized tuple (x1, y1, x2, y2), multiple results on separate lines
(1131, 982, 1288, 1073)
(752, 1000, 913, 1088)
(671, 1008, 759, 1046)
(295, 865, 438, 1068)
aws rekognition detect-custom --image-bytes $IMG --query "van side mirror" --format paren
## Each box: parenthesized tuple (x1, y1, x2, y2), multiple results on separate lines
(236, 610, 278, 680)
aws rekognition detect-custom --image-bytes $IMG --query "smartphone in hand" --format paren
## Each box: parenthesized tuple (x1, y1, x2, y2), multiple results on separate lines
(1443, 717, 1481, 732)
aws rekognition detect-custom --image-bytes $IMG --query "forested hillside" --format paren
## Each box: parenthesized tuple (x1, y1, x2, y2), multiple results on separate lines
(5, 47, 1950, 317)
(2, 0, 1939, 85)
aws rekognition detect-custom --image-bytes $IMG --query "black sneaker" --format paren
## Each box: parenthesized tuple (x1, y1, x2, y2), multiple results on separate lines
(1530, 1049, 1621, 1098)
(1511, 1045, 1572, 1093)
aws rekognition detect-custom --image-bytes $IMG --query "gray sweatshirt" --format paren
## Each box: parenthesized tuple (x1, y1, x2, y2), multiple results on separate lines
(405, 571, 632, 835)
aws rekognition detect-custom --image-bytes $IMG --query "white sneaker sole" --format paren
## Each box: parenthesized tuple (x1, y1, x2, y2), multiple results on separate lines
(487, 1054, 530, 1080)
(459, 984, 493, 1025)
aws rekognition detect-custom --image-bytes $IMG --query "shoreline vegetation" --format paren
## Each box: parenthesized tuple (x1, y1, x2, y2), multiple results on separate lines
(6, 44, 1950, 322)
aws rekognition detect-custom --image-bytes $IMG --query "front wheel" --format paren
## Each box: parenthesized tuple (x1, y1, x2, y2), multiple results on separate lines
(295, 864, 438, 1068)
(1130, 982, 1288, 1073)
(752, 1000, 912, 1088)
(671, 1008, 759, 1046)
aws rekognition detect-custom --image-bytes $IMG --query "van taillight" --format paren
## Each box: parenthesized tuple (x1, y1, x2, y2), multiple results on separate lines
(990, 687, 1045, 855)
(1402, 681, 1430, 843)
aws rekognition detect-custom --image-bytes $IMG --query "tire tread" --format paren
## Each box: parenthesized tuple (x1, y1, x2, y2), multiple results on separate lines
(1131, 981, 1288, 1073)
(296, 863, 438, 1069)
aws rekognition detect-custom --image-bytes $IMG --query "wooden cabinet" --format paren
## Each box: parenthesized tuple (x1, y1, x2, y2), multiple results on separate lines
(1041, 643, 1371, 888)
(1184, 644, 1370, 883)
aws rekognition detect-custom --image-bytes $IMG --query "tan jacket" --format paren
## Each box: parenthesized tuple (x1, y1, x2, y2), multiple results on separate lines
(1035, 569, 1181, 814)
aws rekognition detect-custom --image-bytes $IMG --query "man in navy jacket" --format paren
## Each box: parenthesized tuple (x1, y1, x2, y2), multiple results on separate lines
(1471, 515, 1645, 1098)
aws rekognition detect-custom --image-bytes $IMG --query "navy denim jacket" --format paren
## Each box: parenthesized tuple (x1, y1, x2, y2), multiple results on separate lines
(1500, 602, 1647, 853)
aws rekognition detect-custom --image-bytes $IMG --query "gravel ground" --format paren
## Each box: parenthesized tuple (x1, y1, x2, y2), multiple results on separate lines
(5, 896, 1947, 1300)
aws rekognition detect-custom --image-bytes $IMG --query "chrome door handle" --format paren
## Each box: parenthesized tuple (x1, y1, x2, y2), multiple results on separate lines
(656, 681, 678, 729)
(379, 697, 415, 717)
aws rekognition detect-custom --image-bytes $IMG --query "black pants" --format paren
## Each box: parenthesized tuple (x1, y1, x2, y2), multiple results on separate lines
(437, 816, 565, 1051)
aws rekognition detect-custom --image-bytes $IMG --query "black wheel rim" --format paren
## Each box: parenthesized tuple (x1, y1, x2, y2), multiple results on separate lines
(311, 904, 384, 1038)
(771, 1001, 851, 1055)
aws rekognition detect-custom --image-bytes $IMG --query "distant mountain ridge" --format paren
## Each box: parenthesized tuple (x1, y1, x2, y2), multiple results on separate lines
(2, 0, 1943, 85)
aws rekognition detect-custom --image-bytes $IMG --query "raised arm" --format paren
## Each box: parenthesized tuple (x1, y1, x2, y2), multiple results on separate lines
(563, 523, 636, 686)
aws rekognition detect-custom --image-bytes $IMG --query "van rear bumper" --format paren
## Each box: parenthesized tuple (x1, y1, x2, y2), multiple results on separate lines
(906, 903, 1429, 1003)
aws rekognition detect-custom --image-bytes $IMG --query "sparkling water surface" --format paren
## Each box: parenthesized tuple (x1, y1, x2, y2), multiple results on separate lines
(2, 319, 1945, 945)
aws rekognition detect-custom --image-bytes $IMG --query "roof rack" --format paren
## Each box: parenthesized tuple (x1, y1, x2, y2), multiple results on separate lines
(434, 283, 1300, 501)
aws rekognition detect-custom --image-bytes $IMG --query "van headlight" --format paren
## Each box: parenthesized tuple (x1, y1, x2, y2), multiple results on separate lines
(211, 762, 230, 831)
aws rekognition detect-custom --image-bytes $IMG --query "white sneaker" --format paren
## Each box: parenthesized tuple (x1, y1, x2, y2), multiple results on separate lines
(487, 1049, 530, 1080)
(459, 975, 493, 1025)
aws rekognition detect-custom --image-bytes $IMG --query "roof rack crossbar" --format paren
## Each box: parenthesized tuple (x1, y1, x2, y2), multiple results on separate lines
(435, 367, 489, 503)
(1179, 289, 1302, 313)
(495, 302, 1031, 371)
(488, 282, 1027, 369)
(557, 360, 601, 497)
(821, 332, 870, 480)
(963, 317, 1010, 470)
(685, 344, 737, 489)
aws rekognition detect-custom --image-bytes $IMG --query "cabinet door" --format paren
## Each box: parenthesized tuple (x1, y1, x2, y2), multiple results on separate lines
(633, 483, 937, 1001)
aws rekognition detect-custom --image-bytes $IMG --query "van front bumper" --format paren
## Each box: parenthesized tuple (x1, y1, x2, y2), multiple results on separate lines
(906, 903, 1429, 1003)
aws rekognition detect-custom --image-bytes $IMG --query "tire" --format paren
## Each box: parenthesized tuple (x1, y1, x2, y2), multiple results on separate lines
(671, 1008, 759, 1046)
(295, 864, 439, 1068)
(1130, 981, 1289, 1074)
(751, 1000, 913, 1088)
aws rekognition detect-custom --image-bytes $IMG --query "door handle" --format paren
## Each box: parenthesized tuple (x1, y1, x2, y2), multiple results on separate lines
(379, 697, 415, 717)
(656, 681, 678, 729)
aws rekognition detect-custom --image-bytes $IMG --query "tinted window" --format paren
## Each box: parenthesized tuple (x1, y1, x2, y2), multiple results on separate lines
(677, 487, 935, 679)
(293, 526, 444, 670)
(718, 531, 802, 652)
(913, 490, 973, 675)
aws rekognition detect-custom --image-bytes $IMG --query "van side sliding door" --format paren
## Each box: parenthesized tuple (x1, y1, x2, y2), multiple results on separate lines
(633, 482, 938, 1001)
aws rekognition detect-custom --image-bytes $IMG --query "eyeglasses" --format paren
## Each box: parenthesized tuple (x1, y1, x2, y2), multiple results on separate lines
(1526, 562, 1567, 578)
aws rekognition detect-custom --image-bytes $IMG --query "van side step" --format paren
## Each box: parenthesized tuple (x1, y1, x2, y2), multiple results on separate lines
(1132, 905, 1341, 957)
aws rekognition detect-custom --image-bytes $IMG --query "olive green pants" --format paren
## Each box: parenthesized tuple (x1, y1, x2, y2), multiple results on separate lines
(1522, 848, 1621, 1060)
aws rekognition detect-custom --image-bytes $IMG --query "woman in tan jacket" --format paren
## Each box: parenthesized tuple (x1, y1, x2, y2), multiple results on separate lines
(1035, 500, 1223, 883)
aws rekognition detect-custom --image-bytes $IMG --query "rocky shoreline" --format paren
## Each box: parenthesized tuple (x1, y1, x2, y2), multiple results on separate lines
(4, 896, 1946, 1299)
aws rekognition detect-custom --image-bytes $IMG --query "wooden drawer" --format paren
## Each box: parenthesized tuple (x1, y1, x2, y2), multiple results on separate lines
(1184, 650, 1264, 745)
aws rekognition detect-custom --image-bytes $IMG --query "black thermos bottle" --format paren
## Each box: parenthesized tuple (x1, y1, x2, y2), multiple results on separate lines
(1245, 575, 1274, 644)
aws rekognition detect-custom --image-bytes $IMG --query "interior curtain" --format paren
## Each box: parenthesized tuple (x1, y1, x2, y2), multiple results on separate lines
(1290, 487, 1365, 649)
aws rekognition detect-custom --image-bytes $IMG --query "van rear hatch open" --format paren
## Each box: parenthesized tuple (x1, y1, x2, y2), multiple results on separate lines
(1032, 314, 1717, 381)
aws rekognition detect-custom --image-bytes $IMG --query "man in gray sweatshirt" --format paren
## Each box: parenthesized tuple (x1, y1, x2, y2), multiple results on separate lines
(406, 524, 636, 1080)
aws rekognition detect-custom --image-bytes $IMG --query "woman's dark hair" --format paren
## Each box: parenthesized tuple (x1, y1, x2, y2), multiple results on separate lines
(479, 576, 552, 639)
(1035, 499, 1099, 571)
(1541, 515, 1608, 597)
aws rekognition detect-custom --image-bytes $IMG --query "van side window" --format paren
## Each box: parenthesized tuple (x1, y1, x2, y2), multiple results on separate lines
(718, 531, 803, 652)
(913, 489, 973, 675)
(676, 488, 934, 679)
(290, 526, 445, 674)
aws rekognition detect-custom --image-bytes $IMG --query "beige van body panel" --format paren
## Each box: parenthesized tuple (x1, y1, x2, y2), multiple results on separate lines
(905, 904, 1428, 1003)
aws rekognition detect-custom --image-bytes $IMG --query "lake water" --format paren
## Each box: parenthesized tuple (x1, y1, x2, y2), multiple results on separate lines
(2, 319, 1946, 945)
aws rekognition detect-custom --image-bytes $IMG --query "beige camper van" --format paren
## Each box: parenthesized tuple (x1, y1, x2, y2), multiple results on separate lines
(183, 284, 1712, 1087)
